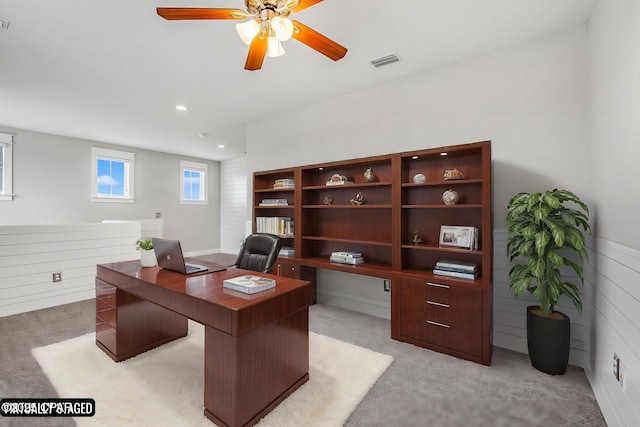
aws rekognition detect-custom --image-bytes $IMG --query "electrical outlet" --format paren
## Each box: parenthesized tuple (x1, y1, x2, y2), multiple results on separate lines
(613, 354, 620, 380)
(619, 361, 626, 391)
(155, 212, 161, 218)
(52, 272, 62, 283)
(383, 279, 391, 292)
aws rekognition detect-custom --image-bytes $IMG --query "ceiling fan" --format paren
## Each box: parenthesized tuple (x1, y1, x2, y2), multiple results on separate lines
(156, 0, 348, 71)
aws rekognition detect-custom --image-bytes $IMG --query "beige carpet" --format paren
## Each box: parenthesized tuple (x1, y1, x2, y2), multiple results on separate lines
(32, 321, 393, 426)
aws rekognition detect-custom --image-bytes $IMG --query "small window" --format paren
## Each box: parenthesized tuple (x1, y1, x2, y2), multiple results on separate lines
(0, 132, 14, 201)
(91, 147, 135, 203)
(180, 160, 208, 204)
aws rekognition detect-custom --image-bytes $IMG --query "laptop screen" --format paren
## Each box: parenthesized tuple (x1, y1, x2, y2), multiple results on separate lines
(151, 238, 208, 274)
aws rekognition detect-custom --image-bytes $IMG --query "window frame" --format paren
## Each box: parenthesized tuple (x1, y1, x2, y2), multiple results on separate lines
(180, 160, 208, 205)
(91, 147, 135, 203)
(0, 132, 14, 202)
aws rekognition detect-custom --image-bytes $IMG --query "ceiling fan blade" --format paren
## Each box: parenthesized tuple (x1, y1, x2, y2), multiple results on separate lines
(245, 33, 268, 71)
(156, 8, 247, 20)
(291, 20, 347, 61)
(289, 0, 323, 12)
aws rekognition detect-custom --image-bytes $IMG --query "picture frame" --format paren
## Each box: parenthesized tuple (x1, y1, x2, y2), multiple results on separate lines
(439, 225, 477, 250)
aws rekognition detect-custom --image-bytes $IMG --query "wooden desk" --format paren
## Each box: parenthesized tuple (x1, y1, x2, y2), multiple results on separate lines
(95, 260, 312, 427)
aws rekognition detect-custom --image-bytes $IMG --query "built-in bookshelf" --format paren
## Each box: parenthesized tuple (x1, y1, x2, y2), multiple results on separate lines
(252, 141, 492, 364)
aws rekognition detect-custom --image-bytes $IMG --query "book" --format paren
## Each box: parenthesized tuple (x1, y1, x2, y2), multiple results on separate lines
(260, 198, 288, 206)
(329, 255, 364, 265)
(279, 247, 295, 256)
(325, 180, 354, 186)
(331, 251, 362, 258)
(223, 275, 276, 294)
(273, 179, 294, 189)
(435, 260, 478, 272)
(433, 267, 478, 280)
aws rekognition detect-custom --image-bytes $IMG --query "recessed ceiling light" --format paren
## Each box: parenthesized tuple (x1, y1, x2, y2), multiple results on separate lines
(411, 156, 418, 160)
(217, 144, 225, 148)
(198, 132, 207, 138)
(175, 105, 188, 111)
(440, 152, 448, 156)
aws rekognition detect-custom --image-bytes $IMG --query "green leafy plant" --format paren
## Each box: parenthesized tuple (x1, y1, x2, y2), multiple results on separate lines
(507, 189, 591, 315)
(135, 239, 153, 251)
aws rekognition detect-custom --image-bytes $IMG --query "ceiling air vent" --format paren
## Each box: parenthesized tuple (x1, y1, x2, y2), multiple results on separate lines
(370, 53, 400, 68)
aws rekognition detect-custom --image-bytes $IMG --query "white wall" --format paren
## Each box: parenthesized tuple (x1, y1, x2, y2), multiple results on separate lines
(587, 1, 640, 425)
(247, 26, 590, 326)
(0, 127, 221, 253)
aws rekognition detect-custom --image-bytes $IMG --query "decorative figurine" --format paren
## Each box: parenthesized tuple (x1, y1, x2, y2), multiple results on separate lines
(442, 189, 460, 205)
(412, 231, 422, 245)
(323, 195, 333, 205)
(349, 192, 366, 205)
(443, 168, 465, 180)
(413, 173, 426, 184)
(364, 167, 375, 183)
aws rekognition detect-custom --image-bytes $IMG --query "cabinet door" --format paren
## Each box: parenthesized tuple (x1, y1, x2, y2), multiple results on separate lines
(274, 258, 300, 279)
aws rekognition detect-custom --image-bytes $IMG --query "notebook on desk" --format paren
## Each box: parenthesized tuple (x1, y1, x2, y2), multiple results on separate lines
(152, 238, 223, 275)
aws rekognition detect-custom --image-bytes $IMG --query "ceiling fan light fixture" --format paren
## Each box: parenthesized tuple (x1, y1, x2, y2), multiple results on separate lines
(236, 19, 260, 45)
(271, 16, 293, 41)
(267, 35, 285, 57)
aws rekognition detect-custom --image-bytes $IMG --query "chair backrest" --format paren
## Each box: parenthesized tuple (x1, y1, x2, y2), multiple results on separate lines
(233, 233, 282, 274)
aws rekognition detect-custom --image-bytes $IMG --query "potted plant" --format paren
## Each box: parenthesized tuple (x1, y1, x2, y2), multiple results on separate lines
(506, 189, 590, 375)
(136, 239, 156, 267)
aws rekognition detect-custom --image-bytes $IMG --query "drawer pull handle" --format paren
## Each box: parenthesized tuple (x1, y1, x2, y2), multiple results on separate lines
(427, 282, 450, 289)
(427, 320, 450, 328)
(426, 301, 450, 308)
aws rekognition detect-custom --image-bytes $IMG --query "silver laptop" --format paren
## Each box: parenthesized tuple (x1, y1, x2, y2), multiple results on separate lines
(152, 238, 209, 274)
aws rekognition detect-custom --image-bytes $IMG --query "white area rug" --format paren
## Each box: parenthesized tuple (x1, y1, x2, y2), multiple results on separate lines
(32, 322, 393, 426)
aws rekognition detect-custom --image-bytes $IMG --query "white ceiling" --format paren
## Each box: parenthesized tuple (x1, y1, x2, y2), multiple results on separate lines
(0, 0, 594, 161)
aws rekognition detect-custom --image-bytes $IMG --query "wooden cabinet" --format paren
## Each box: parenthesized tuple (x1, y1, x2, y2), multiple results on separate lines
(253, 141, 492, 365)
(274, 257, 299, 278)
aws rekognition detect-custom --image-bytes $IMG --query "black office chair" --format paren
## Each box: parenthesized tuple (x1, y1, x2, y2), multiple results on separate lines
(232, 233, 282, 274)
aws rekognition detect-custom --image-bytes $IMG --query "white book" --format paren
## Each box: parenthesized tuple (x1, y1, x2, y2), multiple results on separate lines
(223, 275, 276, 294)
(433, 268, 478, 280)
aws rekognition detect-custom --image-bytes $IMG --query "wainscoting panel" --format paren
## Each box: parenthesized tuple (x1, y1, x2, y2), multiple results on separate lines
(586, 238, 640, 427)
(0, 222, 141, 317)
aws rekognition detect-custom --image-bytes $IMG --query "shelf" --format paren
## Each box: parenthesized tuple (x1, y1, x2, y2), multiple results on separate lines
(401, 244, 482, 255)
(255, 205, 294, 209)
(255, 187, 295, 193)
(303, 182, 392, 191)
(302, 236, 392, 247)
(300, 257, 392, 279)
(399, 268, 485, 287)
(402, 179, 482, 188)
(303, 204, 392, 209)
(402, 204, 482, 209)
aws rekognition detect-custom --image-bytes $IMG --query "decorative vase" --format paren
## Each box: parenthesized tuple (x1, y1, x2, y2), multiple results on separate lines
(140, 249, 156, 267)
(527, 305, 570, 375)
(442, 189, 460, 205)
(413, 173, 426, 184)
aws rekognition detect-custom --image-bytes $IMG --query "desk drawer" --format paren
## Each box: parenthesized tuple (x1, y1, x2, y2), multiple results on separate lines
(401, 279, 481, 310)
(400, 314, 482, 357)
(400, 295, 481, 330)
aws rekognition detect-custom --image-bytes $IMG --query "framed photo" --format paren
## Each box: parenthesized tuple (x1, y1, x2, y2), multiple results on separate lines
(439, 226, 477, 250)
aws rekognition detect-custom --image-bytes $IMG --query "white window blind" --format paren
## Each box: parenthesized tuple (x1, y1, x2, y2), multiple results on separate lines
(180, 160, 208, 204)
(91, 147, 135, 203)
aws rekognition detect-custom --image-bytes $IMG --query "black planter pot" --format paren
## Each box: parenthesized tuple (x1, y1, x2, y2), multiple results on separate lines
(526, 305, 570, 375)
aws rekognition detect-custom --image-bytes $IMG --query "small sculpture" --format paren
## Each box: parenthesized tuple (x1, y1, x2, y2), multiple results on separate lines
(330, 173, 348, 183)
(412, 231, 422, 245)
(443, 168, 465, 180)
(442, 189, 460, 206)
(349, 192, 366, 205)
(364, 167, 375, 183)
(323, 195, 333, 205)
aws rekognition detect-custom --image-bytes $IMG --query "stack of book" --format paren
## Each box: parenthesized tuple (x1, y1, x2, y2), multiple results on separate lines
(273, 179, 294, 189)
(329, 251, 364, 265)
(259, 198, 288, 206)
(223, 275, 276, 294)
(433, 260, 478, 280)
(279, 246, 295, 257)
